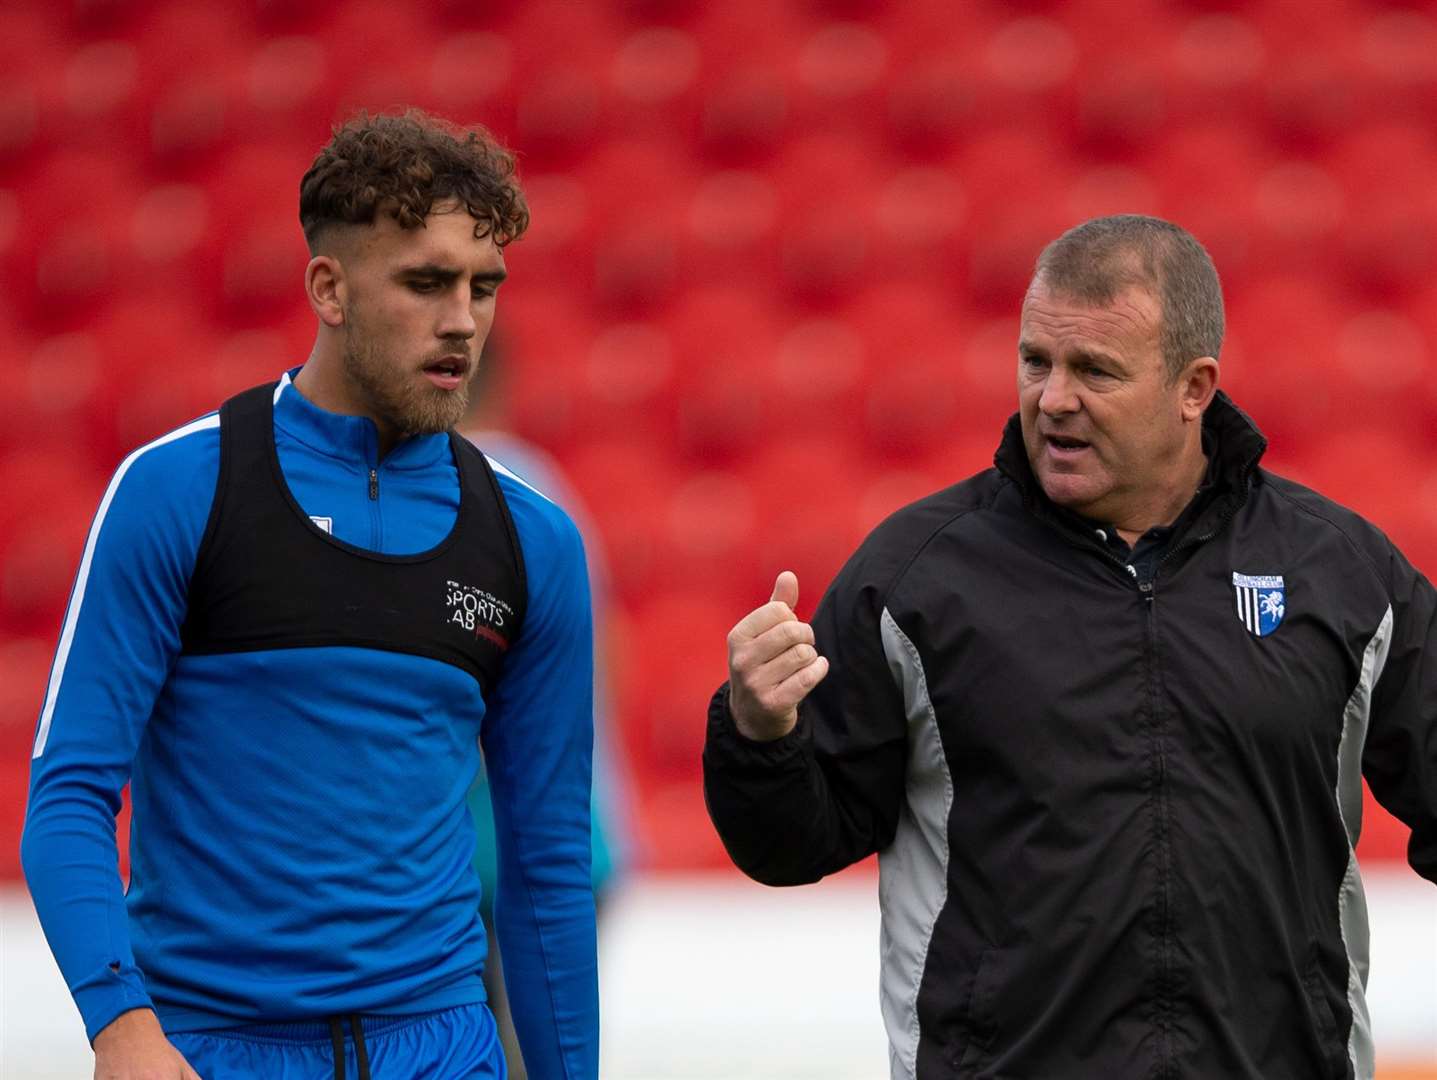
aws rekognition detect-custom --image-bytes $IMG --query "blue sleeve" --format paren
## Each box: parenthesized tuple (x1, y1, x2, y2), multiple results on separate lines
(20, 418, 218, 1042)
(481, 475, 598, 1079)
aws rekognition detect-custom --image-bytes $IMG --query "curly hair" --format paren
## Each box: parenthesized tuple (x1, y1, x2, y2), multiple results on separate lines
(299, 109, 529, 252)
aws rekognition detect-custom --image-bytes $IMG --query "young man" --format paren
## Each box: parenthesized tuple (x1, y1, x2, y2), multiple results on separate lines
(705, 215, 1437, 1079)
(23, 110, 598, 1080)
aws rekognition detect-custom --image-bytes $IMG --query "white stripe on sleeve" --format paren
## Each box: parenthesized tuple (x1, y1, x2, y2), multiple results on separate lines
(31, 414, 221, 758)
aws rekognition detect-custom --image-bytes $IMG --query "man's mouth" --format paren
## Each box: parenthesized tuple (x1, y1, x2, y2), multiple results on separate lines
(422, 355, 470, 391)
(1044, 433, 1091, 457)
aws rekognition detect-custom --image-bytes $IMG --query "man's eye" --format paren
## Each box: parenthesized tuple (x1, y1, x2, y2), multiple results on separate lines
(410, 280, 440, 293)
(1021, 355, 1048, 369)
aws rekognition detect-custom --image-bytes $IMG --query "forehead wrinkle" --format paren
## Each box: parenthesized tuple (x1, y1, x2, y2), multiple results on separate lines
(1021, 288, 1159, 360)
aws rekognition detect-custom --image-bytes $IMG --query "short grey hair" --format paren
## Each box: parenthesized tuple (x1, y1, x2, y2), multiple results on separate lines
(1030, 214, 1224, 381)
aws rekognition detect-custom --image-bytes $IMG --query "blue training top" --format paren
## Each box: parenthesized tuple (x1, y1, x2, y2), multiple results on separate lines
(21, 370, 599, 1079)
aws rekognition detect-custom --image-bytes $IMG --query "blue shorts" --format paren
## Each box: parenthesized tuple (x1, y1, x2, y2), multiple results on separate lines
(169, 1003, 506, 1080)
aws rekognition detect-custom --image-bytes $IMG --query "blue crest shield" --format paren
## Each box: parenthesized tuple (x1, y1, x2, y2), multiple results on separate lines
(1233, 572, 1285, 638)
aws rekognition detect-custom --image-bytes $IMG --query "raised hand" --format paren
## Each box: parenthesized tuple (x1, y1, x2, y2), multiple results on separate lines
(725, 571, 830, 741)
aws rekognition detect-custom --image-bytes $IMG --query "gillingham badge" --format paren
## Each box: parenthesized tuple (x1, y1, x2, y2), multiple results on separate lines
(1232, 572, 1285, 638)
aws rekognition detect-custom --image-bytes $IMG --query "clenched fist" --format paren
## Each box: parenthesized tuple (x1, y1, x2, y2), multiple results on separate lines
(726, 571, 830, 741)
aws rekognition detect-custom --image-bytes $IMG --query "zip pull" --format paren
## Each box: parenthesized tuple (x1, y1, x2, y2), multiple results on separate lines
(1139, 580, 1155, 600)
(368, 468, 378, 500)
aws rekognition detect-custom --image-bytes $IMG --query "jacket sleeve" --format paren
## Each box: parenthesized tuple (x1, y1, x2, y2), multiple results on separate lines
(20, 421, 216, 1042)
(480, 489, 598, 1080)
(1363, 544, 1437, 884)
(703, 540, 909, 886)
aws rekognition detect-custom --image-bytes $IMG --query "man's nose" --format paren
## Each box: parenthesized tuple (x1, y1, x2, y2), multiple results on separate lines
(1038, 366, 1080, 416)
(437, 290, 477, 339)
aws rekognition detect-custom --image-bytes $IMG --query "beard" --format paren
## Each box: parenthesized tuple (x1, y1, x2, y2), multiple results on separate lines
(340, 314, 472, 437)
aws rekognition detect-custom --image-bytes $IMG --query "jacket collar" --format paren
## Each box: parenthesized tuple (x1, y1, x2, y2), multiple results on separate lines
(273, 367, 453, 470)
(993, 390, 1268, 525)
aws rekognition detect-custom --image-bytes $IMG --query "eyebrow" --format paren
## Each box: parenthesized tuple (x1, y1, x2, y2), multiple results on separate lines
(396, 263, 508, 284)
(1018, 339, 1125, 369)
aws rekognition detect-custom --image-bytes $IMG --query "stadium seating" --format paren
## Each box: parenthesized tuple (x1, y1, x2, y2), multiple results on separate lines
(3, 0, 1432, 872)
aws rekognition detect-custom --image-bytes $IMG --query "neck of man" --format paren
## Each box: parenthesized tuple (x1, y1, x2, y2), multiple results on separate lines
(293, 341, 405, 459)
(1109, 437, 1210, 548)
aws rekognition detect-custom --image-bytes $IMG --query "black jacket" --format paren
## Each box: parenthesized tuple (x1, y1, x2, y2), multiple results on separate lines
(704, 393, 1436, 1080)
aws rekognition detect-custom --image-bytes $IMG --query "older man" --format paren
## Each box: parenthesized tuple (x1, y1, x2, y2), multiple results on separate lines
(704, 215, 1435, 1080)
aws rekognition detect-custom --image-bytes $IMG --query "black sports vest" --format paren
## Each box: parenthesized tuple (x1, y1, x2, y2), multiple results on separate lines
(179, 382, 526, 699)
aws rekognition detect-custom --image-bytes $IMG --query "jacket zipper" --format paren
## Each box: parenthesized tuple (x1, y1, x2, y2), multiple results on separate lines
(368, 468, 381, 549)
(1060, 507, 1235, 1079)
(1141, 574, 1174, 1076)
(1021, 456, 1257, 1077)
(1133, 499, 1241, 1079)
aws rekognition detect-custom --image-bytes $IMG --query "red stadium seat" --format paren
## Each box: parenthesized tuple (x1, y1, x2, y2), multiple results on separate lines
(619, 589, 760, 779)
(788, 20, 891, 132)
(1335, 198, 1437, 301)
(683, 168, 782, 284)
(695, 66, 790, 164)
(1356, 9, 1437, 120)
(1143, 123, 1272, 289)
(425, 31, 517, 125)
(234, 35, 340, 143)
(842, 282, 967, 459)
(661, 470, 761, 601)
(54, 40, 146, 153)
(1063, 165, 1162, 224)
(1281, 426, 1434, 567)
(769, 134, 883, 304)
(607, 26, 703, 139)
(1327, 121, 1437, 205)
(0, 331, 123, 464)
(856, 468, 948, 533)
(0, 752, 33, 878)
(7, 149, 140, 323)
(577, 321, 680, 444)
(1222, 274, 1349, 450)
(0, 6, 62, 163)
(514, 67, 604, 168)
(744, 435, 873, 600)
(1072, 63, 1168, 158)
(510, 171, 590, 285)
(1165, 12, 1267, 124)
(0, 637, 51, 744)
(974, 13, 1081, 129)
(563, 437, 680, 605)
(0, 490, 97, 640)
(667, 287, 783, 463)
(1263, 54, 1361, 150)
(885, 58, 981, 158)
(581, 137, 694, 227)
(759, 317, 870, 436)
(1249, 161, 1347, 271)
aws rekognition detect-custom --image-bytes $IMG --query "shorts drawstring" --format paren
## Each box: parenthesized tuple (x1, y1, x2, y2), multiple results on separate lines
(350, 1014, 371, 1079)
(328, 1014, 372, 1080)
(329, 1017, 344, 1080)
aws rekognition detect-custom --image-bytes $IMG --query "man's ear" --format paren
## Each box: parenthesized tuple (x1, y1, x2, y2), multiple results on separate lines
(305, 255, 346, 328)
(1179, 356, 1219, 422)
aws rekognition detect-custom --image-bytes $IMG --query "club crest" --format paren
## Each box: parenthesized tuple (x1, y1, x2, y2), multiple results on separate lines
(1232, 572, 1285, 638)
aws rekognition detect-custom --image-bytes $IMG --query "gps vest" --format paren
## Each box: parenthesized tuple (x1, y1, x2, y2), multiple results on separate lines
(180, 382, 526, 698)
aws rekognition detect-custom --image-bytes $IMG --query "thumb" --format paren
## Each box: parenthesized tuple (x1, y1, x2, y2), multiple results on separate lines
(770, 570, 799, 610)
